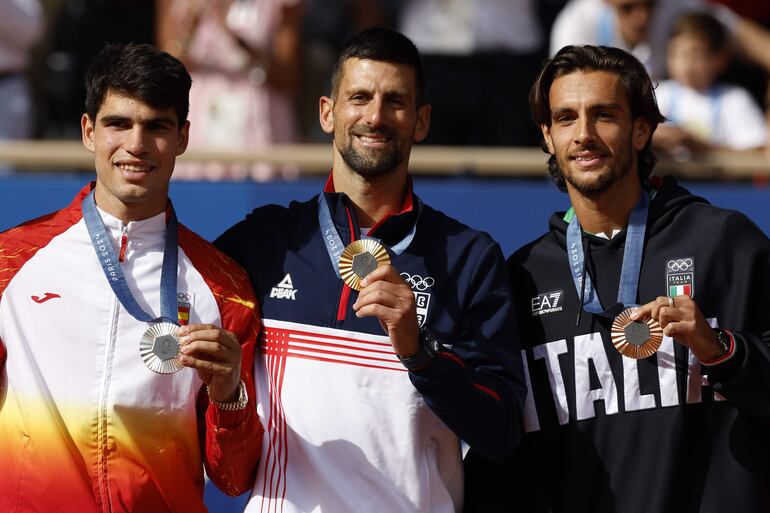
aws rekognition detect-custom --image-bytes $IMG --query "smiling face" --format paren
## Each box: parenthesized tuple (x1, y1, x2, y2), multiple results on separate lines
(81, 90, 189, 222)
(319, 58, 430, 179)
(541, 70, 650, 197)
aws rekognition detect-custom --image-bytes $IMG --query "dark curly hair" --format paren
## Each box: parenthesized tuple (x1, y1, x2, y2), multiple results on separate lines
(529, 45, 665, 192)
(85, 43, 192, 127)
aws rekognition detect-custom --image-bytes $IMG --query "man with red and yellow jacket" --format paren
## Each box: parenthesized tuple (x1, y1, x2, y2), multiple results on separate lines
(0, 43, 262, 512)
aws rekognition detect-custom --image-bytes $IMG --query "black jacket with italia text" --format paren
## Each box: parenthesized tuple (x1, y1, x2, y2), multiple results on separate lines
(464, 176, 770, 513)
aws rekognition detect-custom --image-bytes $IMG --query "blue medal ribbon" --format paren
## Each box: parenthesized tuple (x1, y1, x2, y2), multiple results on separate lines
(566, 191, 649, 317)
(317, 194, 419, 278)
(82, 190, 179, 324)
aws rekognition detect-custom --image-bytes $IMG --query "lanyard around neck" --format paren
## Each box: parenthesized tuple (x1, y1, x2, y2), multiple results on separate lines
(565, 191, 649, 317)
(317, 194, 419, 278)
(82, 190, 179, 324)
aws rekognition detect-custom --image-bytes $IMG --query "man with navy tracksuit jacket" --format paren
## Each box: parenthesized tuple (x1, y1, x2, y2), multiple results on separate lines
(215, 28, 525, 513)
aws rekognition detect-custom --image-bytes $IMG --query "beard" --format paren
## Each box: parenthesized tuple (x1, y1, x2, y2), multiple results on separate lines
(336, 125, 406, 178)
(558, 134, 635, 196)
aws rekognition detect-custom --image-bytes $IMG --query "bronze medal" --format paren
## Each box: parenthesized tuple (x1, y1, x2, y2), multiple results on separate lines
(611, 307, 663, 359)
(338, 239, 391, 291)
(140, 322, 184, 374)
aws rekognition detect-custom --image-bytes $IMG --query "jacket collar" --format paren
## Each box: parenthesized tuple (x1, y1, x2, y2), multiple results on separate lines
(72, 182, 173, 240)
(321, 172, 420, 247)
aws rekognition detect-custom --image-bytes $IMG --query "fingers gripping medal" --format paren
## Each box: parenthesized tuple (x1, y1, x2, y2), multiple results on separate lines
(140, 322, 184, 374)
(338, 239, 391, 291)
(611, 308, 663, 359)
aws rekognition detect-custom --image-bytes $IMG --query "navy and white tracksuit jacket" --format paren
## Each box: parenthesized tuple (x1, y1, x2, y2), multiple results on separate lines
(216, 177, 525, 513)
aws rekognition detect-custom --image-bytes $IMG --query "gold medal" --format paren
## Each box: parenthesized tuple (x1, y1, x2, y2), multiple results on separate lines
(338, 239, 391, 291)
(140, 322, 184, 374)
(611, 307, 663, 359)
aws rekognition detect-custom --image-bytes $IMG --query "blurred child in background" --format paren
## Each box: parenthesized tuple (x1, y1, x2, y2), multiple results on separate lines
(653, 12, 767, 157)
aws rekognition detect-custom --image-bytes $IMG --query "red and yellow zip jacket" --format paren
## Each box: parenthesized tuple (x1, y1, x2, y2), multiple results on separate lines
(0, 184, 263, 513)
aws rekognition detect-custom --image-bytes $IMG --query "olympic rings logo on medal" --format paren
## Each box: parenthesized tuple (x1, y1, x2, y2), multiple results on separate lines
(177, 292, 192, 301)
(667, 258, 693, 272)
(400, 272, 435, 291)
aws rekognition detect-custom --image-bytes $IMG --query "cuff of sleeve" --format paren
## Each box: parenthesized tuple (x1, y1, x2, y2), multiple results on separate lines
(704, 330, 745, 383)
(207, 401, 251, 429)
(410, 350, 466, 375)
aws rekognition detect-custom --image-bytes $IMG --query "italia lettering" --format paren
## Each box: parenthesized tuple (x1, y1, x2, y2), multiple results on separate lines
(573, 332, 619, 421)
(523, 319, 720, 433)
(532, 339, 570, 426)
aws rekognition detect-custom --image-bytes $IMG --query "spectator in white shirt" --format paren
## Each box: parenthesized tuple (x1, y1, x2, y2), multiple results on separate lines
(653, 12, 767, 156)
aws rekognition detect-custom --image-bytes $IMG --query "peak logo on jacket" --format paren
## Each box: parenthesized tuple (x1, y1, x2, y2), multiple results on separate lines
(270, 273, 297, 300)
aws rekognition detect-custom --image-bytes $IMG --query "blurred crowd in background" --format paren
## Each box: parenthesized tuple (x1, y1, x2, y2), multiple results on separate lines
(3, 0, 770, 180)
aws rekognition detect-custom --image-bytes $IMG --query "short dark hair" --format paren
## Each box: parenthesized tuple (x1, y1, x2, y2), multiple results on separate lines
(670, 12, 729, 53)
(529, 45, 665, 192)
(85, 43, 192, 126)
(330, 27, 425, 106)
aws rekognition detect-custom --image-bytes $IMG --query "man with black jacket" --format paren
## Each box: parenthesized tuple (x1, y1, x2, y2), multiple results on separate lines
(215, 27, 525, 513)
(465, 45, 770, 513)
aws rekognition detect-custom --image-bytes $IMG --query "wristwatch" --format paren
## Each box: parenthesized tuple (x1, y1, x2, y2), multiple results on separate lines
(208, 380, 248, 411)
(713, 328, 731, 358)
(397, 328, 442, 371)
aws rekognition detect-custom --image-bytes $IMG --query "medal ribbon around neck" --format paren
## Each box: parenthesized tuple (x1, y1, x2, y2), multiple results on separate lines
(82, 190, 179, 324)
(83, 191, 184, 373)
(317, 194, 419, 279)
(566, 191, 649, 317)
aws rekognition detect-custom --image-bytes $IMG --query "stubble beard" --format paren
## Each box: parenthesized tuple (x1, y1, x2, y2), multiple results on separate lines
(337, 126, 406, 178)
(559, 135, 635, 196)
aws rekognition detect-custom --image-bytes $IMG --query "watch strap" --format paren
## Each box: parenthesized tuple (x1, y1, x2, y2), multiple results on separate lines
(208, 380, 248, 411)
(397, 328, 440, 371)
(702, 328, 735, 366)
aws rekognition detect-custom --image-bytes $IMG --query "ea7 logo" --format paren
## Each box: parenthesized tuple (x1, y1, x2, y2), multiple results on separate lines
(270, 273, 297, 300)
(531, 290, 564, 317)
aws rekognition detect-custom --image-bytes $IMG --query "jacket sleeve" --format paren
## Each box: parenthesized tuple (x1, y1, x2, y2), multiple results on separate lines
(197, 304, 264, 496)
(702, 211, 770, 423)
(704, 330, 770, 423)
(408, 241, 526, 462)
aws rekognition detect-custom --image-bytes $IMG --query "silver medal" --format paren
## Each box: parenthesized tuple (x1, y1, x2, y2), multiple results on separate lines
(140, 322, 183, 374)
